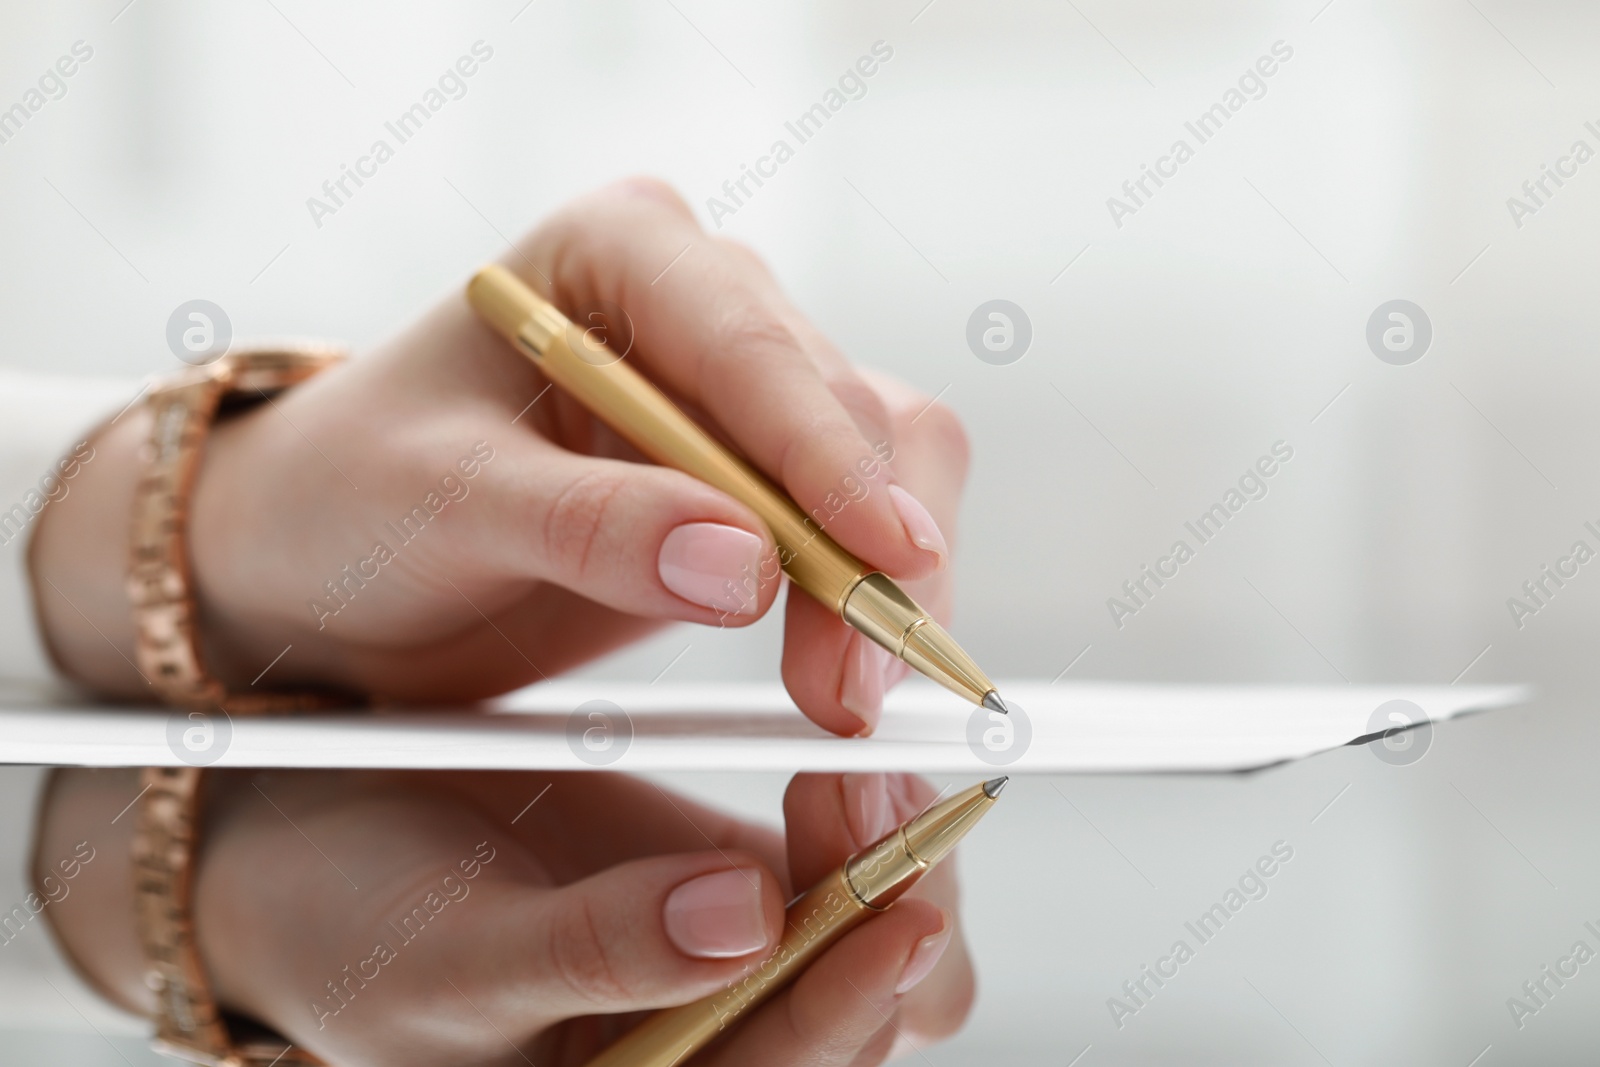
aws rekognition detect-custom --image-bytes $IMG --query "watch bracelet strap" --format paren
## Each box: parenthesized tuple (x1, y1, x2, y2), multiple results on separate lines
(129, 348, 350, 714)
(135, 767, 327, 1067)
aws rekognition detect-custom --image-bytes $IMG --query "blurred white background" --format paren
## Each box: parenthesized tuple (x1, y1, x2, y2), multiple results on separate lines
(4, 0, 1600, 1062)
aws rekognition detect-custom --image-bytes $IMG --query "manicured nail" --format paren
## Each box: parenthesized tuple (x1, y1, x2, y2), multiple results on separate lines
(888, 485, 948, 567)
(842, 773, 893, 847)
(895, 909, 953, 994)
(658, 523, 766, 614)
(663, 868, 769, 959)
(839, 632, 889, 733)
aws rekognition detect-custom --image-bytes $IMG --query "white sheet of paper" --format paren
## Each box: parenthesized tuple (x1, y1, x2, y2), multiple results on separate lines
(0, 680, 1528, 773)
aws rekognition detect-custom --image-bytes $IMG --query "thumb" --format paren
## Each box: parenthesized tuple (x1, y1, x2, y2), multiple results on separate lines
(478, 439, 781, 626)
(464, 851, 784, 1019)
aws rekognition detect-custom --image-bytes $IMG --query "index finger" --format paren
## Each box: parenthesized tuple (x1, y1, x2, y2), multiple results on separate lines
(509, 177, 945, 586)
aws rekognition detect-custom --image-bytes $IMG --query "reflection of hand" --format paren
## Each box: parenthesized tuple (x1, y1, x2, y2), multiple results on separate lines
(39, 769, 973, 1066)
(33, 178, 970, 735)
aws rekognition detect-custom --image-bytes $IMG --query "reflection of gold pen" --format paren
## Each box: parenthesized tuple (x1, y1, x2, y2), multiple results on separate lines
(581, 776, 1007, 1067)
(467, 265, 1007, 714)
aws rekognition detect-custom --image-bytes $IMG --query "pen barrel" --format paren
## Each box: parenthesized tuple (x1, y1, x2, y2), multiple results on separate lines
(539, 324, 870, 614)
(580, 869, 873, 1067)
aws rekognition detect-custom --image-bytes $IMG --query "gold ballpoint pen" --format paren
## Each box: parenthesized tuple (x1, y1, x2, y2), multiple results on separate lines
(467, 265, 1007, 715)
(580, 776, 1007, 1067)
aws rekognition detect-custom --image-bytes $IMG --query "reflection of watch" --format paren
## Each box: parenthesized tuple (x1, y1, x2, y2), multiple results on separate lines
(135, 766, 328, 1066)
(129, 348, 351, 1065)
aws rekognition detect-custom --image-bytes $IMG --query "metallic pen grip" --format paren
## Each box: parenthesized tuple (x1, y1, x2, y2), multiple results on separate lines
(579, 869, 872, 1067)
(845, 825, 928, 910)
(842, 573, 996, 705)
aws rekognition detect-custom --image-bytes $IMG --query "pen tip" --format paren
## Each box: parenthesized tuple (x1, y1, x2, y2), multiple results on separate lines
(983, 776, 1008, 799)
(982, 691, 1008, 715)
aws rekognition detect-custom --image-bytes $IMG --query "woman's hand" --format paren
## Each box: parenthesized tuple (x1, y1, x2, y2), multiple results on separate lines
(31, 178, 971, 736)
(38, 768, 974, 1066)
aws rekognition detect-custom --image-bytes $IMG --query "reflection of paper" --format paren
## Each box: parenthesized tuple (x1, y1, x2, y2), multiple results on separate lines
(0, 680, 1529, 773)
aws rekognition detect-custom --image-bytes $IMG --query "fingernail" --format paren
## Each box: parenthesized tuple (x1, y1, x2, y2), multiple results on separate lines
(663, 868, 769, 959)
(895, 909, 953, 994)
(888, 485, 948, 567)
(842, 773, 894, 846)
(658, 523, 766, 614)
(839, 632, 889, 733)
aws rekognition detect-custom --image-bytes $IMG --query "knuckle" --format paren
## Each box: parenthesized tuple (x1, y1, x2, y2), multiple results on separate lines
(540, 470, 628, 579)
(828, 376, 894, 443)
(536, 177, 697, 284)
(607, 175, 695, 218)
(546, 895, 632, 1006)
(714, 236, 772, 276)
(711, 301, 804, 366)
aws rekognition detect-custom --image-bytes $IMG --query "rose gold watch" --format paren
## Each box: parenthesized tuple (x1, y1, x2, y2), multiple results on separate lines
(135, 766, 328, 1066)
(129, 345, 346, 713)
(130, 347, 350, 1066)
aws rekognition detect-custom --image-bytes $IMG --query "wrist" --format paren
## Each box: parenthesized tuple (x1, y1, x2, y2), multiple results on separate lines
(185, 410, 306, 686)
(186, 382, 360, 696)
(32, 365, 354, 701)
